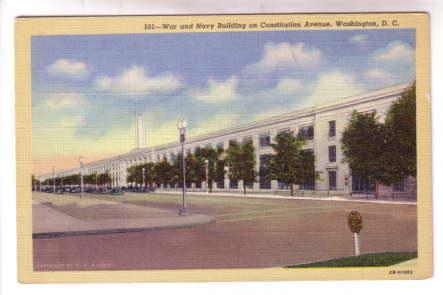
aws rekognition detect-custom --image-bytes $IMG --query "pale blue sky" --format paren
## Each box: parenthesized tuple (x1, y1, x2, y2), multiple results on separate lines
(31, 29, 415, 174)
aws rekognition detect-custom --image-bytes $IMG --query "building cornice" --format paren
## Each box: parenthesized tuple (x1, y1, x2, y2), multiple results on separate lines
(38, 82, 410, 179)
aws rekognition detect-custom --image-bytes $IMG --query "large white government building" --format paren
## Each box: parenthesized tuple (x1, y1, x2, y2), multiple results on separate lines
(38, 83, 416, 197)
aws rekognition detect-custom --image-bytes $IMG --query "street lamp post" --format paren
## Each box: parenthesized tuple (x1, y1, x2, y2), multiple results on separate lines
(177, 119, 188, 216)
(52, 166, 55, 193)
(204, 159, 209, 194)
(79, 157, 85, 199)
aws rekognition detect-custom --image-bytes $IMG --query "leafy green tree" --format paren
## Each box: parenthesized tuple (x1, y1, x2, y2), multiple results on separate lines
(98, 171, 112, 187)
(341, 111, 388, 197)
(384, 82, 416, 182)
(126, 166, 137, 186)
(153, 159, 173, 187)
(194, 146, 224, 192)
(143, 162, 156, 187)
(184, 153, 203, 187)
(341, 82, 417, 197)
(297, 149, 318, 189)
(266, 132, 319, 196)
(226, 141, 257, 194)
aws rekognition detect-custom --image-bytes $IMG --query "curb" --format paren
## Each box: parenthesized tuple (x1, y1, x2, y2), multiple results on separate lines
(155, 191, 417, 205)
(33, 215, 215, 239)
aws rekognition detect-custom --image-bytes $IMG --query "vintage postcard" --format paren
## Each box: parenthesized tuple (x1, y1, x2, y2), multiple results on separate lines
(15, 13, 432, 282)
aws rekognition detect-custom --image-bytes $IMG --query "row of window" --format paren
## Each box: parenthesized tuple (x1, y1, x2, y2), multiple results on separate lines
(155, 174, 408, 192)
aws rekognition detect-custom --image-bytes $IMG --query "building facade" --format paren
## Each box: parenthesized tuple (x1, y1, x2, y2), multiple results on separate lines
(37, 83, 415, 197)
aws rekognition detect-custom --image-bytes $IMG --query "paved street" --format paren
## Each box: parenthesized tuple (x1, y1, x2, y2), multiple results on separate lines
(33, 192, 417, 271)
(33, 193, 214, 238)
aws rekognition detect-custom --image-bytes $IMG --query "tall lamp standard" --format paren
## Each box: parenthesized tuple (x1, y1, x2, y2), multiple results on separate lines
(52, 166, 55, 193)
(177, 119, 188, 216)
(204, 159, 209, 194)
(79, 156, 85, 199)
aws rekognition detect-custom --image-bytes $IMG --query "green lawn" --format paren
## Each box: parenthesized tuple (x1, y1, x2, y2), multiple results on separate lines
(287, 252, 417, 268)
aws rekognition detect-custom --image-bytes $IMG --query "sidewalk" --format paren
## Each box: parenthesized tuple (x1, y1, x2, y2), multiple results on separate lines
(157, 190, 417, 205)
(32, 193, 214, 239)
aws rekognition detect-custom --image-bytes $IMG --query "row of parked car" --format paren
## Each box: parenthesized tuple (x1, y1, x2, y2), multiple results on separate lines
(36, 186, 156, 196)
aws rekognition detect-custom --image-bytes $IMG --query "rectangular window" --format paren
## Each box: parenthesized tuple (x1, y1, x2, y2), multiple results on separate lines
(328, 145, 336, 162)
(299, 149, 315, 190)
(259, 154, 271, 189)
(393, 179, 406, 192)
(298, 125, 314, 140)
(352, 175, 375, 193)
(328, 120, 336, 137)
(278, 181, 289, 190)
(229, 179, 238, 189)
(259, 132, 271, 148)
(244, 180, 254, 189)
(328, 170, 337, 190)
(217, 179, 225, 189)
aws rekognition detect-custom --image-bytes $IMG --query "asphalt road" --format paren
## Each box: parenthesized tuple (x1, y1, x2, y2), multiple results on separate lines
(33, 192, 417, 271)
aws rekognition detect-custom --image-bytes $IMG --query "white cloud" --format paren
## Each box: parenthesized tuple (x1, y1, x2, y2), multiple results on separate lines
(47, 59, 90, 79)
(246, 42, 322, 73)
(349, 34, 368, 44)
(255, 78, 304, 100)
(306, 71, 365, 105)
(94, 65, 183, 96)
(364, 68, 392, 81)
(272, 78, 304, 94)
(40, 92, 86, 110)
(189, 76, 240, 103)
(372, 41, 414, 65)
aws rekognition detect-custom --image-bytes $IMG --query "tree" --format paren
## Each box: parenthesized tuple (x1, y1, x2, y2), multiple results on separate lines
(143, 162, 156, 187)
(384, 82, 416, 182)
(225, 141, 257, 194)
(297, 149, 318, 189)
(194, 146, 224, 192)
(153, 159, 173, 187)
(266, 132, 319, 196)
(126, 166, 137, 186)
(341, 110, 388, 197)
(341, 82, 417, 198)
(98, 171, 112, 187)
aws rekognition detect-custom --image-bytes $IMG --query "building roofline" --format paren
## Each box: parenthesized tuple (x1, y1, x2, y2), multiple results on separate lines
(37, 82, 411, 178)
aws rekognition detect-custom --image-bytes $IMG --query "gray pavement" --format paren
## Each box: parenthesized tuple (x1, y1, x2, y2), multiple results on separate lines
(32, 193, 214, 238)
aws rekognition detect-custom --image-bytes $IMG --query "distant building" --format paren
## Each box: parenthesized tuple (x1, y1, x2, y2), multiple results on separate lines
(38, 83, 416, 198)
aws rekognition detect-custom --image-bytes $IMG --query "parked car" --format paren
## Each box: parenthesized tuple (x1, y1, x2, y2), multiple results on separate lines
(110, 188, 124, 195)
(71, 187, 81, 193)
(142, 186, 156, 193)
(98, 188, 110, 194)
